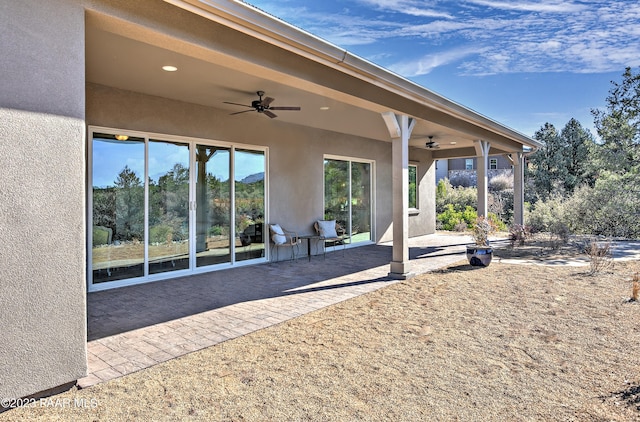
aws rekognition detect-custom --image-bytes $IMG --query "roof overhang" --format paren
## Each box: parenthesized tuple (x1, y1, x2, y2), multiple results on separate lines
(85, 0, 541, 156)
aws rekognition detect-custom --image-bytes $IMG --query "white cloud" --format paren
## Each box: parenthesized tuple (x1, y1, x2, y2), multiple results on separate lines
(464, 0, 588, 13)
(356, 0, 455, 18)
(245, 0, 640, 75)
(389, 47, 483, 76)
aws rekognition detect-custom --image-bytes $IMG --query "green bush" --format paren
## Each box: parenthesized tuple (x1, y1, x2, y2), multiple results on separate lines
(437, 204, 477, 231)
(564, 172, 640, 238)
(436, 179, 477, 214)
(526, 195, 567, 233)
(92, 226, 111, 246)
(487, 212, 507, 232)
(149, 224, 173, 244)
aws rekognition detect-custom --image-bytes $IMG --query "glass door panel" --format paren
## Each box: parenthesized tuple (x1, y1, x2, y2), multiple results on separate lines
(234, 149, 265, 262)
(324, 159, 350, 228)
(91, 134, 145, 283)
(148, 140, 190, 275)
(196, 145, 231, 267)
(350, 162, 372, 243)
(324, 158, 373, 246)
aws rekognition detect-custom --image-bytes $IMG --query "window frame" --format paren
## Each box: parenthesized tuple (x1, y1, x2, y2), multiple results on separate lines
(408, 163, 418, 212)
(465, 158, 474, 170)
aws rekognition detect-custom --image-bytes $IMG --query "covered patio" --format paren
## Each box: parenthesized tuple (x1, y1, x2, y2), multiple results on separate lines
(80, 233, 474, 388)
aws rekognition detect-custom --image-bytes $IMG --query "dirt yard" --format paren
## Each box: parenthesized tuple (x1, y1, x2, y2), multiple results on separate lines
(4, 241, 640, 421)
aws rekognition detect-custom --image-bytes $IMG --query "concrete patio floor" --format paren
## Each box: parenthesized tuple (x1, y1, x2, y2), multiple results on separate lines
(79, 233, 473, 388)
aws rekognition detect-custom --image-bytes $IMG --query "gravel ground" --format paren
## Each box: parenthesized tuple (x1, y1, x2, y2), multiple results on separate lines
(3, 246, 640, 421)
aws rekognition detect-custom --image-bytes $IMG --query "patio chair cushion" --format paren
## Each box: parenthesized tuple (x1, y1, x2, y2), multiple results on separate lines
(270, 224, 284, 235)
(270, 224, 286, 244)
(317, 220, 338, 238)
(272, 234, 286, 244)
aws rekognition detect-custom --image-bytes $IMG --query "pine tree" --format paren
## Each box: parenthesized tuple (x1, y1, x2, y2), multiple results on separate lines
(529, 123, 567, 200)
(560, 118, 595, 193)
(591, 67, 640, 174)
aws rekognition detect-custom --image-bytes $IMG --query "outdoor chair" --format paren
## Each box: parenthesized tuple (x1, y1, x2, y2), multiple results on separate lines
(314, 220, 347, 258)
(269, 223, 301, 262)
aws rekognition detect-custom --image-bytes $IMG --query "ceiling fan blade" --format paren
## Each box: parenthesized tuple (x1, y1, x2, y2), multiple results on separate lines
(269, 106, 301, 111)
(262, 97, 275, 107)
(230, 109, 255, 115)
(263, 110, 278, 118)
(223, 101, 253, 108)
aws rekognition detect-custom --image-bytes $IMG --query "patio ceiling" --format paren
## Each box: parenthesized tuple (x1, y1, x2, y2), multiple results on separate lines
(85, 1, 539, 157)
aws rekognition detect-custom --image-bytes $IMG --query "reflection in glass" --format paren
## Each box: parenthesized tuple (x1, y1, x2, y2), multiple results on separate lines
(350, 161, 372, 243)
(324, 159, 350, 227)
(235, 149, 265, 262)
(92, 134, 145, 283)
(148, 140, 190, 275)
(196, 145, 231, 267)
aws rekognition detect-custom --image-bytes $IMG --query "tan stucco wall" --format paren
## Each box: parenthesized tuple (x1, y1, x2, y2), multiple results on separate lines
(0, 0, 87, 400)
(409, 148, 437, 236)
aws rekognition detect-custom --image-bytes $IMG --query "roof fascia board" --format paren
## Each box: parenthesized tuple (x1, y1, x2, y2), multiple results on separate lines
(164, 0, 541, 149)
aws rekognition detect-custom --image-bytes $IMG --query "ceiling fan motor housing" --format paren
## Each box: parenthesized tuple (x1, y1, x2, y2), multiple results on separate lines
(252, 99, 264, 111)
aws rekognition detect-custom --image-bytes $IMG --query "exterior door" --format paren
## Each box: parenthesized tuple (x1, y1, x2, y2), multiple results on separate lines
(89, 129, 267, 291)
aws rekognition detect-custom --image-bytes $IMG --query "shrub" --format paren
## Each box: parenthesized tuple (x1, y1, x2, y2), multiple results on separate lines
(527, 195, 567, 233)
(449, 172, 475, 188)
(149, 224, 173, 244)
(471, 216, 496, 246)
(436, 178, 477, 214)
(632, 273, 640, 302)
(509, 224, 531, 247)
(564, 173, 640, 238)
(486, 212, 507, 232)
(489, 190, 514, 226)
(585, 239, 613, 275)
(437, 204, 477, 231)
(489, 172, 513, 192)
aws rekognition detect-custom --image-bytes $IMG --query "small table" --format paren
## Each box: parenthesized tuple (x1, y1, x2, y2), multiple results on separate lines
(298, 234, 320, 261)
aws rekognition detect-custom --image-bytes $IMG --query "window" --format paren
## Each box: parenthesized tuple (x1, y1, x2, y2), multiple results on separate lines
(409, 164, 417, 209)
(465, 159, 474, 170)
(490, 158, 498, 170)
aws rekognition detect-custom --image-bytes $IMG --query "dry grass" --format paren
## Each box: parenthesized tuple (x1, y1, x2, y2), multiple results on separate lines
(4, 257, 640, 421)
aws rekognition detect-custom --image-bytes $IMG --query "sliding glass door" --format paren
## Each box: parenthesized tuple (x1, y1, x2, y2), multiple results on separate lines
(148, 140, 190, 275)
(235, 149, 265, 262)
(89, 129, 267, 290)
(195, 145, 231, 267)
(91, 134, 145, 283)
(324, 157, 373, 245)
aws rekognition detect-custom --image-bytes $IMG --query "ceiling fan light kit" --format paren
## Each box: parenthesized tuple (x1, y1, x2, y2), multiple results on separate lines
(224, 91, 301, 118)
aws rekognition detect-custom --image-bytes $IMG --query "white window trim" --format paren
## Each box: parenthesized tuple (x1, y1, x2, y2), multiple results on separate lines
(408, 163, 419, 214)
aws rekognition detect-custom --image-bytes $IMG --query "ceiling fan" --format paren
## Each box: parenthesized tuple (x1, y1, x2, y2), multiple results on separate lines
(425, 136, 440, 149)
(223, 91, 301, 118)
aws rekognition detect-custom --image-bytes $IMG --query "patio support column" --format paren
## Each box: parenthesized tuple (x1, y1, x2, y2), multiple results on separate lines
(513, 151, 525, 226)
(474, 140, 490, 217)
(382, 112, 415, 279)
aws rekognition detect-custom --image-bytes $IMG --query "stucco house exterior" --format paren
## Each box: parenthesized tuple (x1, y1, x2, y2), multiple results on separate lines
(0, 0, 541, 401)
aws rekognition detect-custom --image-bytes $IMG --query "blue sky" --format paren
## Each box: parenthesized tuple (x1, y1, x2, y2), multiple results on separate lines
(245, 0, 640, 138)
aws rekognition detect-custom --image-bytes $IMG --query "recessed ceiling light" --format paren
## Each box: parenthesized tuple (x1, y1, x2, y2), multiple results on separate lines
(450, 141, 457, 145)
(162, 65, 178, 72)
(320, 106, 330, 110)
